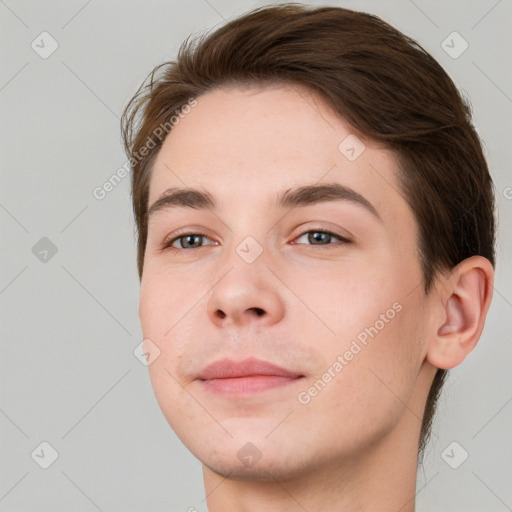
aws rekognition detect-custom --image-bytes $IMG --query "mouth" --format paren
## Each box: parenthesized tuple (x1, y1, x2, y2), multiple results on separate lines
(196, 357, 305, 396)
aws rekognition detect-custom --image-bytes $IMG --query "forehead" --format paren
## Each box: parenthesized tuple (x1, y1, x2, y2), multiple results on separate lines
(148, 84, 406, 225)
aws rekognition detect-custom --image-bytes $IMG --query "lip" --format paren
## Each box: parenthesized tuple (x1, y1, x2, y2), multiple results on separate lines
(196, 357, 304, 395)
(197, 357, 302, 379)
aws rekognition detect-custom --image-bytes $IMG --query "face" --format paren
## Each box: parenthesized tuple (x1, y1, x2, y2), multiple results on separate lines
(139, 83, 434, 481)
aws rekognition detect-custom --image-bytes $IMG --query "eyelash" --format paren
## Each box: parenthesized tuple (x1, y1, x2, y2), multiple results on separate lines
(160, 228, 351, 252)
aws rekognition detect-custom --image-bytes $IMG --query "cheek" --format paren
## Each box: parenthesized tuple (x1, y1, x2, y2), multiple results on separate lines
(281, 255, 400, 341)
(138, 266, 201, 337)
(298, 313, 422, 450)
(333, 283, 423, 398)
(292, 261, 423, 417)
(138, 268, 211, 380)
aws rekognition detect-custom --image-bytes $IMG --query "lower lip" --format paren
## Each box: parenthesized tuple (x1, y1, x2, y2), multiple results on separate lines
(199, 375, 302, 395)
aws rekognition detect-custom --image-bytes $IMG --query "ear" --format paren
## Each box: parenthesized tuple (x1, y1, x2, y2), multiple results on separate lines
(426, 256, 494, 370)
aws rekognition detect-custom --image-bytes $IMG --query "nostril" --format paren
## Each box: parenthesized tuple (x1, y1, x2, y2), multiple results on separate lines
(252, 307, 265, 316)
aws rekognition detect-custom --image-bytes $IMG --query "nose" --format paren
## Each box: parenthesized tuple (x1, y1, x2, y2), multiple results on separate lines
(206, 257, 286, 329)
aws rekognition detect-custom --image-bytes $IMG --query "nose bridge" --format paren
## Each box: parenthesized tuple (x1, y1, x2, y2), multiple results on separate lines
(219, 205, 274, 269)
(234, 232, 266, 266)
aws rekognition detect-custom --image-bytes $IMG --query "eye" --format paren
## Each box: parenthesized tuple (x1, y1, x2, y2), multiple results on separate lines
(162, 232, 216, 251)
(160, 228, 350, 252)
(293, 229, 350, 247)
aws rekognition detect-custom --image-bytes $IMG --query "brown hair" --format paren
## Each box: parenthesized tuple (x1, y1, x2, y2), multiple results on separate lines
(121, 3, 496, 459)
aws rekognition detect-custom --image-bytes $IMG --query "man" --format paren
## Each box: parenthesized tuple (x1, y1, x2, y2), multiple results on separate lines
(121, 4, 495, 510)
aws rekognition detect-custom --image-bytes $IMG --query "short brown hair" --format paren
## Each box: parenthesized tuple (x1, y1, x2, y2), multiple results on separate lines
(121, 3, 496, 459)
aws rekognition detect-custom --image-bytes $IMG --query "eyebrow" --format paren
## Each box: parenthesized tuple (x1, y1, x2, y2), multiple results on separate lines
(147, 182, 382, 222)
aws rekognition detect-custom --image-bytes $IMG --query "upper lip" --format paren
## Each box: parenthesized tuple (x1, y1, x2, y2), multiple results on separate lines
(197, 357, 303, 380)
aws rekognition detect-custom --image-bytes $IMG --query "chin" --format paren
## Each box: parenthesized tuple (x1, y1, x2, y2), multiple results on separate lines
(205, 461, 278, 482)
(198, 437, 321, 483)
(203, 456, 314, 483)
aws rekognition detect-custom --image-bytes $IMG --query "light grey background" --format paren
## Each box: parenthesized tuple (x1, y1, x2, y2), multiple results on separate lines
(1, 0, 511, 511)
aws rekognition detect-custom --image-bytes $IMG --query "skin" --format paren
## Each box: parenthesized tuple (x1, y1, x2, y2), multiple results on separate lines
(138, 83, 494, 511)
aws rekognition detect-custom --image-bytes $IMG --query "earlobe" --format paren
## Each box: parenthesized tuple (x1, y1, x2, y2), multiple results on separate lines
(426, 256, 494, 370)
